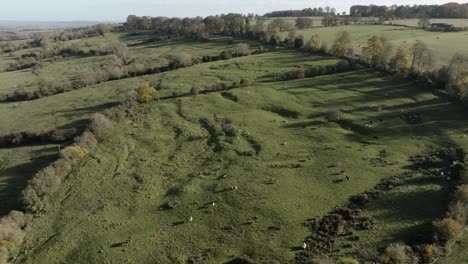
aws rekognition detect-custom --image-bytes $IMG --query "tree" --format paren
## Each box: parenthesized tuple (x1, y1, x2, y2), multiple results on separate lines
(306, 34, 322, 52)
(296, 17, 313, 29)
(331, 31, 352, 57)
(418, 17, 431, 29)
(446, 54, 468, 98)
(390, 46, 411, 77)
(287, 31, 296, 48)
(294, 36, 305, 49)
(269, 18, 290, 32)
(322, 15, 337, 26)
(410, 41, 433, 73)
(362, 35, 384, 66)
(137, 84, 158, 103)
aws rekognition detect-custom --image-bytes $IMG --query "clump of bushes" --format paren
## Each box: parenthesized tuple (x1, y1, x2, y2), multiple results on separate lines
(0, 129, 77, 147)
(60, 145, 89, 161)
(89, 113, 114, 141)
(280, 61, 353, 81)
(382, 243, 419, 264)
(0, 211, 26, 264)
(169, 52, 193, 69)
(433, 217, 464, 243)
(137, 84, 158, 103)
(7, 56, 42, 71)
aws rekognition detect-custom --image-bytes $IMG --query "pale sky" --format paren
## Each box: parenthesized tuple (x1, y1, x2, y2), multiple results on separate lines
(1, 0, 466, 22)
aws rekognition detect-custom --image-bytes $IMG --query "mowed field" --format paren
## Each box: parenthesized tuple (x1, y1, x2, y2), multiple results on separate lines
(280, 25, 468, 67)
(0, 26, 468, 263)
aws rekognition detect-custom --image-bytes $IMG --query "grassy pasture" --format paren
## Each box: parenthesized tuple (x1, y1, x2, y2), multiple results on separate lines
(279, 25, 468, 67)
(17, 66, 468, 262)
(1, 28, 468, 263)
(0, 44, 339, 216)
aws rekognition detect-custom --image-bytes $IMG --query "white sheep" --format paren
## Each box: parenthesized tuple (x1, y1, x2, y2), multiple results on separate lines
(302, 242, 307, 249)
(188, 216, 193, 222)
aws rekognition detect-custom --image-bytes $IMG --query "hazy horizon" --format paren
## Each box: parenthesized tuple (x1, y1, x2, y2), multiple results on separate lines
(2, 0, 467, 22)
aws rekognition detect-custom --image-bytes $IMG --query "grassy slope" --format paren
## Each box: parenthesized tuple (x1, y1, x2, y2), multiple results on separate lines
(280, 25, 468, 67)
(0, 35, 339, 218)
(18, 67, 468, 263)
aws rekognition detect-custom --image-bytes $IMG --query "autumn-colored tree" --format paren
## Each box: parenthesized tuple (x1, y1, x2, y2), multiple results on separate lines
(305, 34, 322, 52)
(446, 54, 468, 99)
(390, 46, 411, 77)
(362, 35, 384, 66)
(331, 31, 352, 57)
(137, 84, 158, 103)
(287, 31, 296, 48)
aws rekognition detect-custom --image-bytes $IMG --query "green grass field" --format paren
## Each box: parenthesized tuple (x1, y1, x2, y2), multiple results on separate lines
(17, 68, 468, 263)
(1, 26, 467, 263)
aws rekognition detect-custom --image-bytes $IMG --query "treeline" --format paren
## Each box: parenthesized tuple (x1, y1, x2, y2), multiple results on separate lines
(264, 7, 338, 17)
(350, 3, 468, 19)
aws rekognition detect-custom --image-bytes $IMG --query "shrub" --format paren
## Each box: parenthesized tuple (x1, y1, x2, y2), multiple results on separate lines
(326, 110, 344, 121)
(80, 68, 98, 86)
(60, 145, 89, 161)
(75, 131, 98, 150)
(359, 247, 380, 263)
(190, 85, 200, 95)
(383, 243, 418, 264)
(421, 244, 440, 263)
(137, 84, 158, 103)
(52, 158, 72, 178)
(0, 246, 7, 264)
(89, 113, 114, 141)
(337, 258, 359, 264)
(433, 218, 464, 243)
(454, 184, 468, 204)
(0, 210, 25, 264)
(236, 43, 250, 56)
(170, 52, 193, 69)
(447, 201, 467, 225)
(222, 119, 236, 136)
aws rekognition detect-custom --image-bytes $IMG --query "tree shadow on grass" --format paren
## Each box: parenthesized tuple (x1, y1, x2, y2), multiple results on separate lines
(0, 147, 58, 216)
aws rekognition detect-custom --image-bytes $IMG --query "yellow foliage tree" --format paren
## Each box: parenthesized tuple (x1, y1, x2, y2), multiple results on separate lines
(363, 35, 384, 66)
(331, 31, 352, 57)
(391, 46, 411, 77)
(310, 34, 322, 51)
(61, 145, 89, 161)
(137, 84, 158, 103)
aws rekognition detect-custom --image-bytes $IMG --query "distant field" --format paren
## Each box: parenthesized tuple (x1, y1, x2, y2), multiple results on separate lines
(279, 25, 468, 67)
(386, 18, 468, 28)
